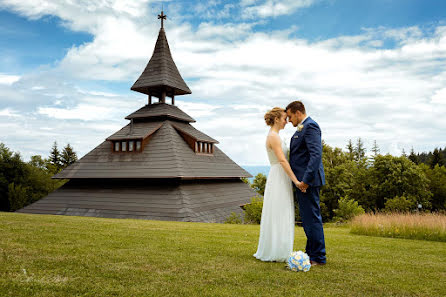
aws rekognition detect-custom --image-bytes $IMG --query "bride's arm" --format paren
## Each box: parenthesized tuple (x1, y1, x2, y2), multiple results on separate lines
(268, 134, 301, 187)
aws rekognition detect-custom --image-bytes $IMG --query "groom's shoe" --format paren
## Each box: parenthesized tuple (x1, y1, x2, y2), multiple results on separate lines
(310, 260, 326, 266)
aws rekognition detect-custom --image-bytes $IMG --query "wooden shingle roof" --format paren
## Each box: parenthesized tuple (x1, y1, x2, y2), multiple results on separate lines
(125, 103, 195, 123)
(54, 121, 249, 179)
(131, 28, 191, 97)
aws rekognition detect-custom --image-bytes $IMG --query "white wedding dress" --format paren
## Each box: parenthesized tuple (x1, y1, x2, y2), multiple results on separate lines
(253, 132, 295, 262)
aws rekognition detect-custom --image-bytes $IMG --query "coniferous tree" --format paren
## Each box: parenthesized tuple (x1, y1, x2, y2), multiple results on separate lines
(346, 139, 354, 161)
(49, 141, 62, 171)
(371, 140, 380, 157)
(408, 147, 419, 164)
(354, 138, 366, 163)
(402, 148, 407, 157)
(430, 148, 444, 168)
(61, 144, 77, 167)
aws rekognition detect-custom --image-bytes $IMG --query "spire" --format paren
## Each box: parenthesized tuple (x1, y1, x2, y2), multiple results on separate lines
(131, 11, 191, 103)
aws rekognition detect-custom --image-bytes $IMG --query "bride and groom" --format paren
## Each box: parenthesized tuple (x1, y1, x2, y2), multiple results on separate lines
(253, 101, 327, 266)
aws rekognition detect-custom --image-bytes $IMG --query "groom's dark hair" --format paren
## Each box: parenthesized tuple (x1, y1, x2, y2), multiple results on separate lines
(285, 101, 306, 114)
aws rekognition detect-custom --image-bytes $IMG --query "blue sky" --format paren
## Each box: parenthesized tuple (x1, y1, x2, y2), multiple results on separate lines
(0, 0, 445, 165)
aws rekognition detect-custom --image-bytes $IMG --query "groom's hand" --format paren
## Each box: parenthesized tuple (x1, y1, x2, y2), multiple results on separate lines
(299, 182, 309, 193)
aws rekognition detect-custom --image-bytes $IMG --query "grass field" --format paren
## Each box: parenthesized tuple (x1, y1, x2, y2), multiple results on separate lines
(1, 212, 445, 297)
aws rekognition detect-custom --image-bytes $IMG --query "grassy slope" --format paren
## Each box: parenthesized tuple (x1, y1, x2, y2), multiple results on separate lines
(1, 213, 445, 297)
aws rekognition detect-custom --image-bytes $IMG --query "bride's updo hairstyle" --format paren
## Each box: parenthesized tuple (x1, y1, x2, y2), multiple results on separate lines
(264, 107, 285, 126)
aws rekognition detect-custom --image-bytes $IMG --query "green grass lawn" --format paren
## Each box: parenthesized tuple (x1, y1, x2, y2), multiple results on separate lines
(1, 213, 445, 297)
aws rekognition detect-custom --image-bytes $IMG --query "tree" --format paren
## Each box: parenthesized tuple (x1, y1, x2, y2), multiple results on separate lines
(354, 138, 366, 163)
(61, 143, 77, 167)
(346, 139, 354, 161)
(430, 148, 444, 168)
(251, 173, 267, 196)
(371, 140, 380, 157)
(0, 143, 28, 211)
(369, 155, 432, 210)
(49, 142, 62, 171)
(0, 143, 66, 212)
(420, 164, 446, 211)
(321, 143, 353, 219)
(401, 148, 407, 158)
(408, 147, 419, 164)
(29, 155, 48, 170)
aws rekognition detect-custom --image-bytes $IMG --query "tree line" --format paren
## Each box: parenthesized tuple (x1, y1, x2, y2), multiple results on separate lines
(0, 142, 77, 212)
(245, 139, 446, 223)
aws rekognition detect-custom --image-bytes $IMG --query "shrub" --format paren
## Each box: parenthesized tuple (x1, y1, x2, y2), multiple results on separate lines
(384, 196, 416, 212)
(244, 196, 263, 224)
(7, 183, 29, 211)
(224, 212, 243, 224)
(333, 196, 365, 222)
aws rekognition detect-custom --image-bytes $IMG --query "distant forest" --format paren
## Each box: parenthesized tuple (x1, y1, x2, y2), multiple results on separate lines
(1, 140, 445, 219)
(409, 147, 446, 167)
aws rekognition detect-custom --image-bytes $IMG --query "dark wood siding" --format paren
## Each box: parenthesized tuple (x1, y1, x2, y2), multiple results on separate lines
(18, 179, 256, 223)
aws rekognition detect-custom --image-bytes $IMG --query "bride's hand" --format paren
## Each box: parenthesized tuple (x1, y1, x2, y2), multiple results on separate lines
(294, 181, 306, 193)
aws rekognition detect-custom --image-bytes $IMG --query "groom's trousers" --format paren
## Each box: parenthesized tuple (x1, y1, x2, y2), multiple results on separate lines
(296, 186, 326, 263)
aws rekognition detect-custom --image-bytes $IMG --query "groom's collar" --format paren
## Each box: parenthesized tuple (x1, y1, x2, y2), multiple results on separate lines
(298, 115, 309, 126)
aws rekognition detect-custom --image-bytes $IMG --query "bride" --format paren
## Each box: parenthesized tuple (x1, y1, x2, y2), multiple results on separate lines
(253, 107, 303, 262)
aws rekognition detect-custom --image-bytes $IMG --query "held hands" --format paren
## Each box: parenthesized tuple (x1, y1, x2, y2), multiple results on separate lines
(294, 181, 308, 193)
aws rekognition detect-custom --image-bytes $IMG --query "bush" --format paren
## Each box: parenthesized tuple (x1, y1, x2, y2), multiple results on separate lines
(224, 212, 243, 224)
(7, 183, 29, 211)
(244, 196, 263, 224)
(384, 196, 416, 212)
(333, 196, 365, 222)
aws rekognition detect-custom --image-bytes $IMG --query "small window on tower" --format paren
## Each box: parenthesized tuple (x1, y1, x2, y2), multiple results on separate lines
(129, 141, 134, 152)
(121, 141, 127, 151)
(114, 142, 119, 152)
(136, 140, 141, 151)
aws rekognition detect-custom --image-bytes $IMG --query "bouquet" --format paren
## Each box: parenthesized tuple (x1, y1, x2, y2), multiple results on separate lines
(287, 251, 311, 272)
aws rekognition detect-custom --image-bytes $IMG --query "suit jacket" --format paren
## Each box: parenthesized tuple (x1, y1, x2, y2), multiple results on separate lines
(289, 117, 326, 187)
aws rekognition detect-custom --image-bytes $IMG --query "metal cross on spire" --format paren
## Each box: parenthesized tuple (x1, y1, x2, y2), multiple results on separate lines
(158, 10, 166, 28)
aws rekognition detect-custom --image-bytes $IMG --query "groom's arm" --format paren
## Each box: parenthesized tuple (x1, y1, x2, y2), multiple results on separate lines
(302, 123, 322, 186)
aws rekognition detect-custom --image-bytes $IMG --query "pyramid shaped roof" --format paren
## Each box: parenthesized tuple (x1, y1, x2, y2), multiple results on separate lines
(54, 120, 249, 179)
(131, 27, 191, 97)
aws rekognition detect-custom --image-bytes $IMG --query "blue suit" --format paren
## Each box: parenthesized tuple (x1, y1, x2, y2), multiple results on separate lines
(289, 117, 326, 263)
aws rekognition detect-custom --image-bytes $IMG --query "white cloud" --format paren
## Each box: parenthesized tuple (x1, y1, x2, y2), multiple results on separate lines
(431, 88, 446, 104)
(0, 73, 20, 85)
(0, 108, 20, 117)
(241, 0, 317, 18)
(0, 0, 445, 164)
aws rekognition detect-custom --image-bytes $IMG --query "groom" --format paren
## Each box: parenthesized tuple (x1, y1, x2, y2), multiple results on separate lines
(286, 101, 326, 265)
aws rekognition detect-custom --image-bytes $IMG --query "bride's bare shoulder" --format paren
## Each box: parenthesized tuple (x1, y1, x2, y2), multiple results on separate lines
(266, 132, 280, 147)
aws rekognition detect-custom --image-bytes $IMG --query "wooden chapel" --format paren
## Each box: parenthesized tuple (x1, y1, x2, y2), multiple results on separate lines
(18, 12, 255, 223)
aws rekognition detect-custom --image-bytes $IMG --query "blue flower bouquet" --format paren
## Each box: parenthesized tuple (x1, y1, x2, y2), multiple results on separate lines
(287, 251, 311, 272)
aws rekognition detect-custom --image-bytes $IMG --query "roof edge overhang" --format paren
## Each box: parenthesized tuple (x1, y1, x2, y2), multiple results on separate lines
(52, 175, 252, 180)
(125, 114, 196, 123)
(130, 85, 192, 96)
(105, 123, 163, 141)
(171, 123, 218, 144)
